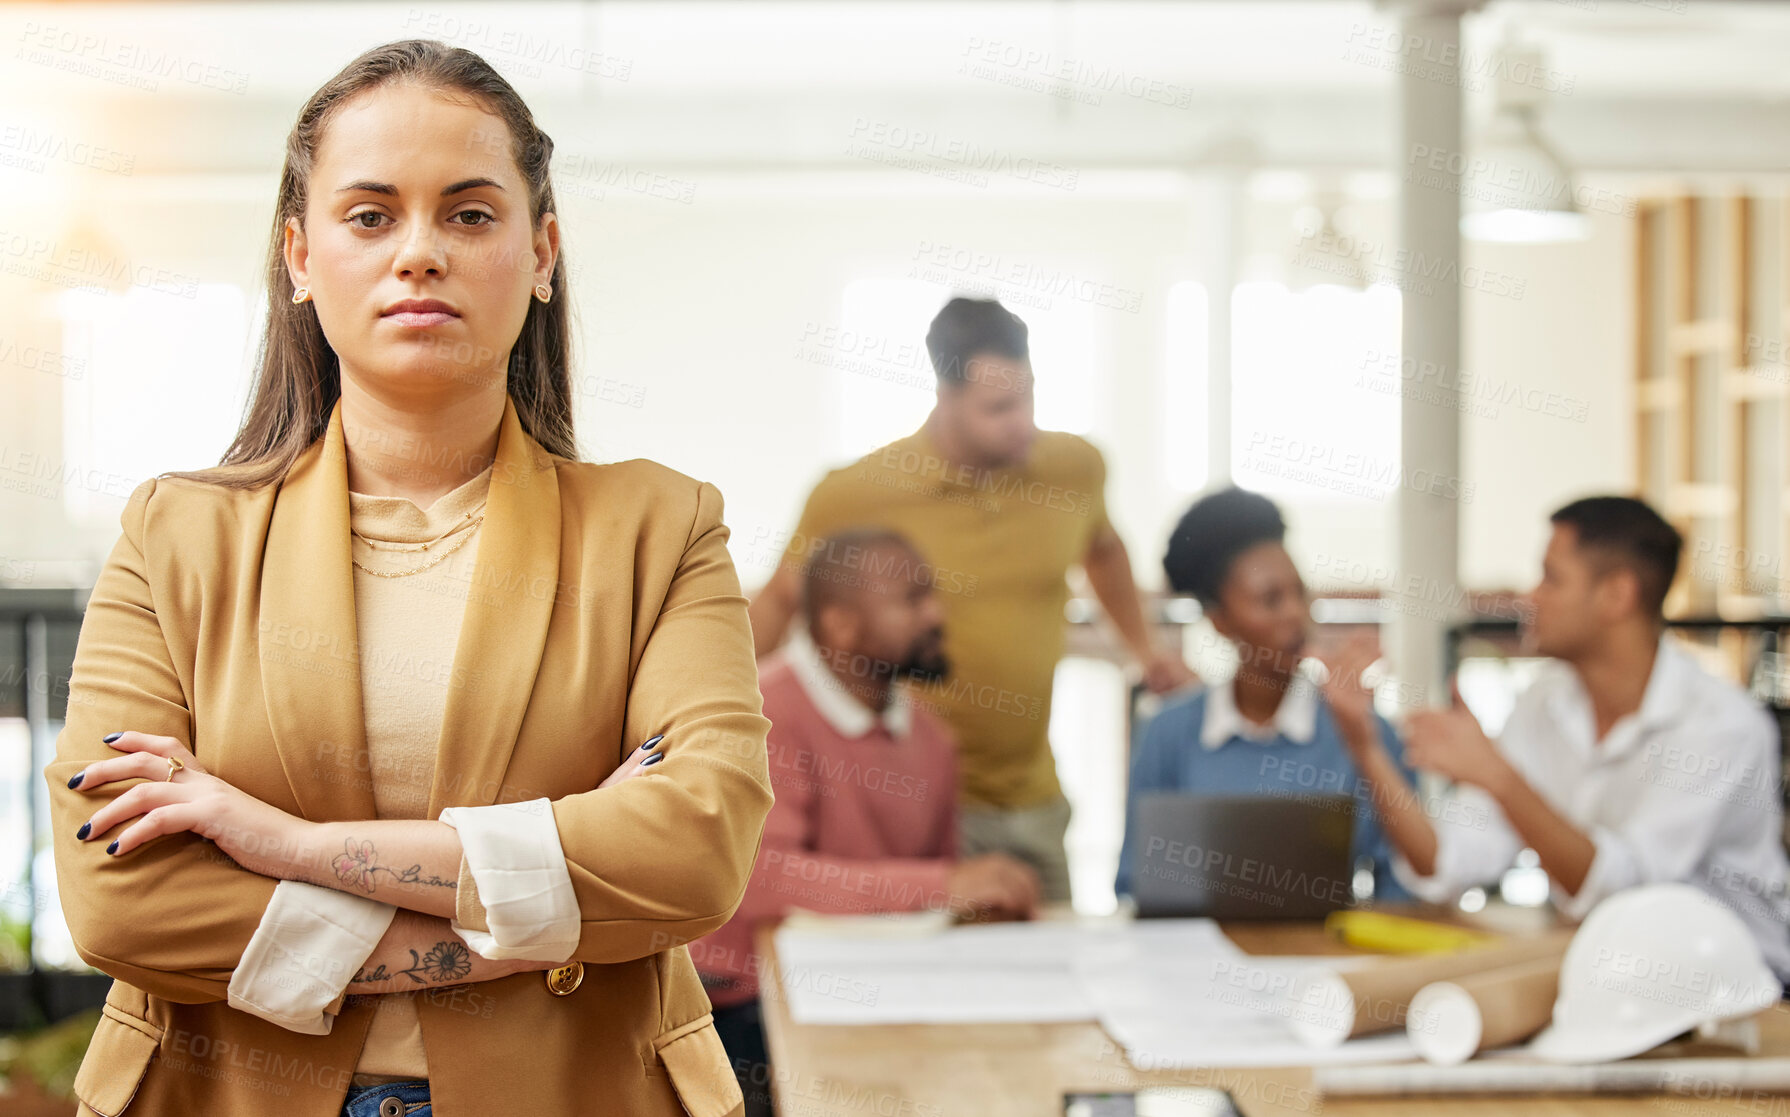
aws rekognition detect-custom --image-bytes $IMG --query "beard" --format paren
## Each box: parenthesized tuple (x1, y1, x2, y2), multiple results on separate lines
(895, 632, 950, 682)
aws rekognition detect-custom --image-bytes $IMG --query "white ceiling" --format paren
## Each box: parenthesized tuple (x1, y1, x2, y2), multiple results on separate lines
(10, 1, 1790, 98)
(7, 1, 1790, 180)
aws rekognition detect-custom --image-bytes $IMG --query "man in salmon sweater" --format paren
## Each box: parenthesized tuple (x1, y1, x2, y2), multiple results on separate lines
(695, 528, 1039, 1115)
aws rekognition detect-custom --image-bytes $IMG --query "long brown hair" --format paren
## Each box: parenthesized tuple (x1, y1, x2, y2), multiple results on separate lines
(171, 39, 579, 490)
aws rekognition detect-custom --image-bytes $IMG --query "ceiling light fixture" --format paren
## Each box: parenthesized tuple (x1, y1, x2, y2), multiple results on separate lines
(1460, 39, 1591, 244)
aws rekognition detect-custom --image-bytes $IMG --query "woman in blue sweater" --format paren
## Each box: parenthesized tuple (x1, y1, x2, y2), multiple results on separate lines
(1116, 487, 1416, 902)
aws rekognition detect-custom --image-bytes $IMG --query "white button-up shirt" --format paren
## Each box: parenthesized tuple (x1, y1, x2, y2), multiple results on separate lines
(1394, 636, 1790, 979)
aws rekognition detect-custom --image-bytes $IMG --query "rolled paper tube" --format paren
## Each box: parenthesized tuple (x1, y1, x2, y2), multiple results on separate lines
(1406, 957, 1561, 1065)
(1312, 1056, 1790, 1097)
(1287, 930, 1573, 1048)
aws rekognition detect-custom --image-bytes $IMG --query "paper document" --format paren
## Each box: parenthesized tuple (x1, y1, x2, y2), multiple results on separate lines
(774, 913, 1419, 1068)
(775, 917, 1136, 1024)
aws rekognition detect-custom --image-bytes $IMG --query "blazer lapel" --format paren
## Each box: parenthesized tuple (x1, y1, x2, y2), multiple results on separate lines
(259, 396, 377, 822)
(426, 394, 560, 815)
(259, 392, 561, 823)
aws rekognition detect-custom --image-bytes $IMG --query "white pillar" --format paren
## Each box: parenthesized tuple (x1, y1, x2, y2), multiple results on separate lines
(1202, 160, 1249, 489)
(1389, 0, 1481, 709)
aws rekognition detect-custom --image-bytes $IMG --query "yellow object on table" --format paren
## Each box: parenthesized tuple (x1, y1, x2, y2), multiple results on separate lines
(1325, 910, 1500, 955)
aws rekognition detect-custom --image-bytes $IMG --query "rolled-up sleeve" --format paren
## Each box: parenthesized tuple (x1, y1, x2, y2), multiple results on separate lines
(1552, 706, 1775, 922)
(42, 478, 290, 1004)
(549, 479, 774, 963)
(439, 799, 579, 961)
(225, 881, 396, 1034)
(1557, 822, 1644, 922)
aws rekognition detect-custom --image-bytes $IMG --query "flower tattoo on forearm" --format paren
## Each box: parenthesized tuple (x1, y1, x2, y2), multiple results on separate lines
(351, 940, 473, 986)
(331, 838, 456, 895)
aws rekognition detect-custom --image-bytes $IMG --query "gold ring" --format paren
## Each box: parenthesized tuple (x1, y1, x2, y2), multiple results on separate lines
(165, 755, 184, 782)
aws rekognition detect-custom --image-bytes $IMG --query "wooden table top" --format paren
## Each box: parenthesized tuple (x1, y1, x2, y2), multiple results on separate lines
(754, 913, 1790, 1117)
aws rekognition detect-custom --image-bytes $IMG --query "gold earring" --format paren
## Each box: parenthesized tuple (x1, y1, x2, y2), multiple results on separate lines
(534, 283, 552, 304)
(291, 287, 310, 304)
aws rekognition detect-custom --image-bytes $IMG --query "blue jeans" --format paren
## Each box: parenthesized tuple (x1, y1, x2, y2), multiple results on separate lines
(341, 1079, 430, 1117)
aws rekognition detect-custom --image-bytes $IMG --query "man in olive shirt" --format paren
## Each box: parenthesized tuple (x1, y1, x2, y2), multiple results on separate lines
(749, 297, 1195, 903)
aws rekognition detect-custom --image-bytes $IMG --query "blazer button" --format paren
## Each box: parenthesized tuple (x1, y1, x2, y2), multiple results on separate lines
(545, 962, 584, 996)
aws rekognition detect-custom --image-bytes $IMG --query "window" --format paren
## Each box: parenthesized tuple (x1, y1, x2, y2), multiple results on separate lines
(1229, 282, 1401, 500)
(1162, 281, 1210, 493)
(1051, 656, 1129, 915)
(59, 283, 253, 524)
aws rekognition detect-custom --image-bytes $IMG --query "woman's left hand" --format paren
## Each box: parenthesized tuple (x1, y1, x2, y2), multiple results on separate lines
(69, 731, 314, 878)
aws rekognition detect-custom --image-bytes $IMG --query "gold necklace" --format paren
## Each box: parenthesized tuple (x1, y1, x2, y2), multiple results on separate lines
(351, 511, 484, 578)
(349, 502, 486, 551)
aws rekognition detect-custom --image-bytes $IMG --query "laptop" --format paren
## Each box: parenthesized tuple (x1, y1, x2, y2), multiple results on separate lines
(1130, 793, 1359, 920)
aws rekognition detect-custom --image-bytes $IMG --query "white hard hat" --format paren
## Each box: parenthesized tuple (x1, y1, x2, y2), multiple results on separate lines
(1528, 883, 1782, 1063)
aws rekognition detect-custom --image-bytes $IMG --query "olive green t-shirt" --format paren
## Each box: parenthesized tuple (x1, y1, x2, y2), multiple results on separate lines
(780, 426, 1111, 809)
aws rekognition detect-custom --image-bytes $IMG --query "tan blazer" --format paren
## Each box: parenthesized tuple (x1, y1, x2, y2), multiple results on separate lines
(44, 392, 772, 1117)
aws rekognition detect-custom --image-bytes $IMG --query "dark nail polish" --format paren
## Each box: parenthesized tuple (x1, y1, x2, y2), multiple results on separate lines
(67, 771, 84, 789)
(105, 840, 119, 855)
(102, 732, 123, 744)
(642, 735, 665, 751)
(639, 752, 664, 767)
(75, 822, 91, 841)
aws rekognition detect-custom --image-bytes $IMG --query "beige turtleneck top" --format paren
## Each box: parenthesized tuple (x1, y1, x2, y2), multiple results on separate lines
(345, 461, 493, 1083)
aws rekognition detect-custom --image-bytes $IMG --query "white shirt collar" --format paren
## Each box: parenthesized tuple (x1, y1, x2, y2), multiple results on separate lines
(1199, 670, 1320, 749)
(1547, 633, 1693, 760)
(1636, 635, 1693, 729)
(783, 628, 914, 740)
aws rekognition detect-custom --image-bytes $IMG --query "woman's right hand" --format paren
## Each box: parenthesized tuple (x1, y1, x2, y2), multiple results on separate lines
(598, 734, 666, 789)
(1315, 632, 1383, 752)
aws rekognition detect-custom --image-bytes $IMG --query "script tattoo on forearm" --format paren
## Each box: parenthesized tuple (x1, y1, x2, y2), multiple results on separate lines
(331, 838, 456, 895)
(350, 940, 474, 986)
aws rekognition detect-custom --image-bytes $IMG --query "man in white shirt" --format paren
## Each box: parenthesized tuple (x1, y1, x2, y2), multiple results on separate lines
(1338, 496, 1790, 979)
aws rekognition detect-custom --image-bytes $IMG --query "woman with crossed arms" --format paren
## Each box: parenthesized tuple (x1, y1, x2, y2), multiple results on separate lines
(46, 39, 770, 1117)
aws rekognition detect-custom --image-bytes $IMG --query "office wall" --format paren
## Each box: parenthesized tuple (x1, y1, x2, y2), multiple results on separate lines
(2, 174, 1635, 606)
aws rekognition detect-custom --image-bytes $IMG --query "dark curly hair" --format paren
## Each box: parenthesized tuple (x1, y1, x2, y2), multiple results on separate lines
(1163, 487, 1287, 609)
